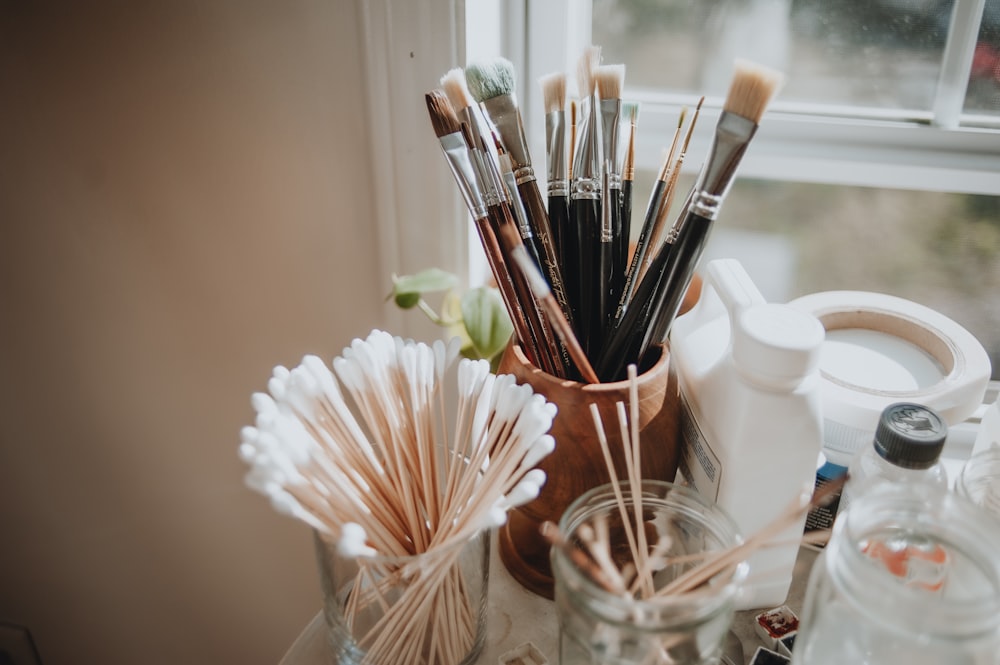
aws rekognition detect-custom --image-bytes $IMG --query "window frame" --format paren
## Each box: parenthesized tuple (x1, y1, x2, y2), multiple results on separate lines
(517, 0, 1000, 196)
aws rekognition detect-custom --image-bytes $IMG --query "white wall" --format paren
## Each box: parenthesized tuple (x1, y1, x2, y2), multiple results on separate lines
(0, 2, 397, 663)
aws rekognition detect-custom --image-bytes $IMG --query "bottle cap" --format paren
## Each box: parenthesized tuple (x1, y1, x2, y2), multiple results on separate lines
(874, 403, 948, 469)
(733, 303, 825, 388)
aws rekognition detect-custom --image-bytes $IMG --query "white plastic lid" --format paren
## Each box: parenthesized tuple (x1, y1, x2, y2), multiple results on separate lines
(788, 291, 991, 461)
(733, 303, 825, 389)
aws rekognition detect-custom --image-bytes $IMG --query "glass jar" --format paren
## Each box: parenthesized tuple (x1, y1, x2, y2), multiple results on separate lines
(792, 482, 1000, 665)
(313, 528, 489, 665)
(552, 481, 747, 665)
(955, 446, 1000, 520)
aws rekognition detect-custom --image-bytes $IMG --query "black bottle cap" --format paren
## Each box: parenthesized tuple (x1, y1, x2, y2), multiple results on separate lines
(873, 402, 948, 469)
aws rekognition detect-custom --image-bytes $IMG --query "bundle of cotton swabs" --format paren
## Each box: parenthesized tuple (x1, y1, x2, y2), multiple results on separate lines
(427, 46, 783, 385)
(239, 329, 556, 665)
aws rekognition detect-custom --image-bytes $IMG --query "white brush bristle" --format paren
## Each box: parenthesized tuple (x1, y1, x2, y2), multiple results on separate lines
(539, 71, 567, 114)
(723, 59, 785, 123)
(576, 45, 601, 97)
(440, 67, 474, 111)
(595, 63, 625, 101)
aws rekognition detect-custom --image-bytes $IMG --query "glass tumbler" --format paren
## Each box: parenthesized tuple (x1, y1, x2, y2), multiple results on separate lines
(313, 528, 489, 665)
(792, 482, 1000, 665)
(552, 481, 747, 665)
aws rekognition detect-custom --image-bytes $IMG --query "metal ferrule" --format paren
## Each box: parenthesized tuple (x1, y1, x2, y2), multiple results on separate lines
(689, 190, 723, 221)
(697, 111, 758, 198)
(481, 94, 536, 179)
(502, 169, 534, 240)
(600, 167, 613, 242)
(599, 98, 621, 176)
(545, 110, 567, 183)
(571, 96, 603, 199)
(439, 132, 486, 220)
(548, 179, 569, 198)
(470, 147, 503, 208)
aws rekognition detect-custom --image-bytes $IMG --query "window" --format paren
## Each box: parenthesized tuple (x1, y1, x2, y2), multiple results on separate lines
(506, 0, 1000, 378)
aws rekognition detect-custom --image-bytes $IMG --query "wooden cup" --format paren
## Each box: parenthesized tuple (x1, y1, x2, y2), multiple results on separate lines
(495, 342, 681, 598)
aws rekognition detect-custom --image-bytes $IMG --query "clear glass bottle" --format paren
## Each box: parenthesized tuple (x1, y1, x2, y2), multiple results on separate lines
(552, 481, 748, 665)
(841, 402, 948, 511)
(792, 482, 1000, 665)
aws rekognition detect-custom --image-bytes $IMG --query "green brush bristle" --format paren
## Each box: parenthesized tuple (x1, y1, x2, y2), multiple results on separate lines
(465, 58, 516, 102)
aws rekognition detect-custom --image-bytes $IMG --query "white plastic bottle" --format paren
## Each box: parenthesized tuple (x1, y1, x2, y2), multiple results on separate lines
(841, 402, 949, 511)
(671, 259, 826, 610)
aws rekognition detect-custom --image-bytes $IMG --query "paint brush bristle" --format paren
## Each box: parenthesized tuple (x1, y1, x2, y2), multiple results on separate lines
(539, 71, 567, 115)
(425, 89, 461, 138)
(465, 57, 516, 102)
(722, 59, 785, 123)
(595, 63, 625, 101)
(440, 67, 475, 111)
(576, 45, 601, 98)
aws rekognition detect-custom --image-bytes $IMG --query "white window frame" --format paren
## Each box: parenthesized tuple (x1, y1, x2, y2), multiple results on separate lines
(517, 0, 1000, 196)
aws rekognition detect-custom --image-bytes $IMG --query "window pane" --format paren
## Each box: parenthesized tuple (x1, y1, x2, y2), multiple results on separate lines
(630, 173, 1000, 379)
(965, 0, 1000, 116)
(593, 0, 953, 111)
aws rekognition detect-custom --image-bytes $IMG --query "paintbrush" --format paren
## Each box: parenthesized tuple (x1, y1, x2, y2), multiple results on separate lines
(465, 59, 573, 329)
(635, 99, 702, 294)
(499, 150, 546, 272)
(424, 89, 544, 371)
(570, 45, 603, 354)
(613, 133, 675, 328)
(596, 60, 784, 381)
(636, 61, 784, 365)
(539, 71, 571, 285)
(595, 64, 627, 317)
(619, 101, 639, 272)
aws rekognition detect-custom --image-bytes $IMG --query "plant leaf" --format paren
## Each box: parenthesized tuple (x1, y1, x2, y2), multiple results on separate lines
(460, 287, 513, 361)
(389, 269, 459, 307)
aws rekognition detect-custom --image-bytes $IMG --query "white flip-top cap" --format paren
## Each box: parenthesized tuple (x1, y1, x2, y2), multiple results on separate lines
(733, 303, 826, 389)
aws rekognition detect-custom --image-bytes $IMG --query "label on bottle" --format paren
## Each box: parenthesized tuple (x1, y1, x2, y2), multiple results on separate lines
(804, 461, 847, 533)
(678, 393, 722, 501)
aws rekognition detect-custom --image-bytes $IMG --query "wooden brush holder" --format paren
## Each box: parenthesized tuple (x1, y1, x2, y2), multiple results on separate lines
(495, 342, 681, 598)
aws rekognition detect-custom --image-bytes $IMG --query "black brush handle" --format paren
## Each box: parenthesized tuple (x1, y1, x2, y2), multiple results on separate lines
(592, 237, 613, 356)
(571, 196, 600, 355)
(608, 186, 626, 323)
(635, 211, 714, 370)
(520, 181, 573, 327)
(551, 194, 576, 322)
(593, 234, 676, 382)
(614, 178, 666, 326)
(618, 179, 632, 293)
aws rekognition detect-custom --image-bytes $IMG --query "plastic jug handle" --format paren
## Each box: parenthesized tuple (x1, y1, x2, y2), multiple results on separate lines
(671, 259, 766, 342)
(704, 258, 767, 315)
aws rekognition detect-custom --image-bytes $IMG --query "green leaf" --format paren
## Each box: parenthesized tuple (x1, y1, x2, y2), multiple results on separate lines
(390, 269, 459, 300)
(460, 287, 513, 361)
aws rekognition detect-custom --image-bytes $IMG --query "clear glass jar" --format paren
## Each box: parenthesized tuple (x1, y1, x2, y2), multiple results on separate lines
(552, 481, 747, 665)
(956, 446, 1000, 520)
(313, 528, 489, 665)
(792, 482, 1000, 665)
